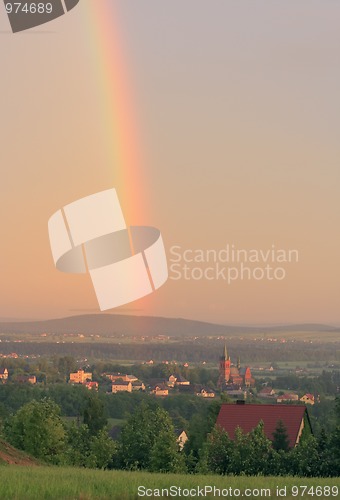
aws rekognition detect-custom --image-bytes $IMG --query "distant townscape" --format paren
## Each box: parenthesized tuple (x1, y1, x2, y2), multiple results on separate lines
(0, 316, 339, 479)
(0, 343, 325, 408)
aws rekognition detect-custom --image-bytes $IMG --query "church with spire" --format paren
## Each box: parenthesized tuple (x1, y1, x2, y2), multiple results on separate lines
(218, 343, 255, 389)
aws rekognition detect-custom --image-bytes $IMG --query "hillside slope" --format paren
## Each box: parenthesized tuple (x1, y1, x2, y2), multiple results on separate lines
(0, 439, 39, 466)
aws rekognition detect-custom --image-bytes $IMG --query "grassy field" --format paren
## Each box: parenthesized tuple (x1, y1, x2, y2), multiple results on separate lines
(0, 467, 339, 499)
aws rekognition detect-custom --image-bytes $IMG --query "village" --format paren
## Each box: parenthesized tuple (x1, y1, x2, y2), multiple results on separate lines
(0, 343, 319, 406)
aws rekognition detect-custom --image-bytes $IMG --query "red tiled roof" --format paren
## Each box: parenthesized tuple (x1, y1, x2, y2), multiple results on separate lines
(216, 403, 308, 448)
(259, 387, 273, 394)
(303, 393, 314, 400)
(277, 393, 298, 400)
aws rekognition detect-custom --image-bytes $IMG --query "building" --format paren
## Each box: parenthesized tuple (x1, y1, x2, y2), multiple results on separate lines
(218, 344, 255, 389)
(276, 393, 299, 403)
(69, 370, 92, 384)
(168, 375, 177, 387)
(225, 388, 247, 399)
(196, 387, 215, 398)
(85, 381, 99, 391)
(0, 368, 9, 381)
(132, 381, 145, 391)
(300, 394, 315, 405)
(175, 375, 190, 386)
(216, 401, 312, 448)
(14, 375, 36, 384)
(258, 387, 276, 398)
(151, 384, 169, 396)
(104, 373, 138, 383)
(111, 380, 132, 393)
(175, 429, 188, 451)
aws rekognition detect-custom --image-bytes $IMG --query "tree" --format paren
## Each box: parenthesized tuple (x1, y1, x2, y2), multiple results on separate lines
(118, 403, 183, 472)
(184, 397, 223, 462)
(83, 394, 107, 436)
(287, 435, 320, 477)
(230, 422, 273, 476)
(90, 428, 117, 469)
(245, 421, 273, 475)
(316, 428, 332, 477)
(272, 420, 290, 452)
(118, 401, 159, 470)
(229, 426, 250, 475)
(6, 398, 66, 463)
(66, 423, 93, 467)
(199, 424, 233, 475)
(149, 409, 185, 473)
(66, 424, 117, 469)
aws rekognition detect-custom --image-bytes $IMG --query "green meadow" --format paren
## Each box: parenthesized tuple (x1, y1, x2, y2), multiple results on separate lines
(0, 467, 339, 500)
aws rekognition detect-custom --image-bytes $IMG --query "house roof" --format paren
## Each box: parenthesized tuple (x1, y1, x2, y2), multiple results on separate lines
(216, 403, 309, 448)
(151, 383, 168, 391)
(194, 384, 215, 393)
(259, 387, 274, 394)
(175, 429, 187, 437)
(302, 393, 314, 399)
(277, 393, 297, 400)
(112, 380, 131, 386)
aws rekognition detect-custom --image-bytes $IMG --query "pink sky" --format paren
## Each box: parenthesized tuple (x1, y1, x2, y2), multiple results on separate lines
(0, 1, 339, 324)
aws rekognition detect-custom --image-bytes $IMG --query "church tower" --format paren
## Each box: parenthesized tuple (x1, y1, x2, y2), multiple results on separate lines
(218, 343, 231, 387)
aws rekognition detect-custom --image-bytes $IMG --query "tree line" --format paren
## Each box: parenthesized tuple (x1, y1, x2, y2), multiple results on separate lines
(1, 395, 340, 477)
(0, 338, 339, 362)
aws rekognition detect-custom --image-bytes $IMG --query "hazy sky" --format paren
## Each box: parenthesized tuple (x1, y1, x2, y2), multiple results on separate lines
(1, 1, 339, 324)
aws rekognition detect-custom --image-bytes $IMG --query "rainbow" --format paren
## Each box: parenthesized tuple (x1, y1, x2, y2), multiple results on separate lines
(84, 1, 149, 226)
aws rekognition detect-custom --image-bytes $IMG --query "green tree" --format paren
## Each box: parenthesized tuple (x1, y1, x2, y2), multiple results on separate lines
(6, 398, 66, 463)
(66, 424, 117, 469)
(184, 398, 222, 463)
(90, 428, 117, 469)
(316, 428, 332, 477)
(272, 420, 290, 452)
(245, 421, 273, 475)
(288, 435, 320, 477)
(83, 394, 107, 436)
(199, 424, 233, 475)
(118, 401, 159, 470)
(65, 423, 92, 467)
(149, 409, 185, 473)
(119, 402, 183, 472)
(230, 426, 249, 474)
(329, 426, 340, 476)
(230, 422, 273, 476)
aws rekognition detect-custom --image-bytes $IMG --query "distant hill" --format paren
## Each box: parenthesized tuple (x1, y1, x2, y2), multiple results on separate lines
(0, 314, 338, 337)
(0, 439, 39, 466)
